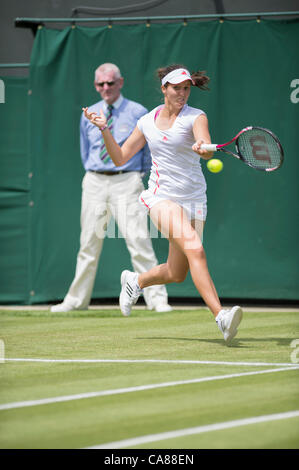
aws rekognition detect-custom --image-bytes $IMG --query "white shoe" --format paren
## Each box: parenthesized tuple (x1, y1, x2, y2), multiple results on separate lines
(50, 302, 75, 313)
(216, 306, 243, 343)
(154, 304, 173, 313)
(119, 270, 142, 317)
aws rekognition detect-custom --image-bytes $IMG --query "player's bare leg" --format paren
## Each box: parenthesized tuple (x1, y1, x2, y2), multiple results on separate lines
(138, 200, 222, 317)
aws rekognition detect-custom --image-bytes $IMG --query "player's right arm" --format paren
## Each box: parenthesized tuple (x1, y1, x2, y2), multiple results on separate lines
(83, 107, 146, 167)
(192, 114, 214, 160)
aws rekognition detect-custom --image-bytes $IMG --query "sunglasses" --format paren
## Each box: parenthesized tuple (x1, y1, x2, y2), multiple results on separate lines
(96, 81, 116, 87)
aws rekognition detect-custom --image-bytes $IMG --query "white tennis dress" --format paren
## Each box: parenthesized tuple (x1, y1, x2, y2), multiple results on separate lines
(137, 104, 208, 220)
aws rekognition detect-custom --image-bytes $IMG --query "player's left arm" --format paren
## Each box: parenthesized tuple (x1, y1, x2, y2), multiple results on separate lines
(83, 107, 146, 166)
(192, 114, 214, 160)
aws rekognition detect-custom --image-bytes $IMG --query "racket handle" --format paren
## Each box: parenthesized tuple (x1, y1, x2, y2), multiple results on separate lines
(201, 143, 218, 151)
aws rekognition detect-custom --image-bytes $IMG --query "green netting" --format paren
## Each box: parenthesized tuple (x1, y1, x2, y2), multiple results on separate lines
(1, 19, 299, 303)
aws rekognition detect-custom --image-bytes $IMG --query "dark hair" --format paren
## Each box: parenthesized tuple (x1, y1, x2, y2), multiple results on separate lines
(157, 64, 210, 90)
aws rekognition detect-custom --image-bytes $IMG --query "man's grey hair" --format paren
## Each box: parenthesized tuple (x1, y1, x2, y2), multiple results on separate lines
(95, 63, 122, 80)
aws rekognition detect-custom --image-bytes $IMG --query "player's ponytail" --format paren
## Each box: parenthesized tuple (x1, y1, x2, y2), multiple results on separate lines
(190, 70, 210, 90)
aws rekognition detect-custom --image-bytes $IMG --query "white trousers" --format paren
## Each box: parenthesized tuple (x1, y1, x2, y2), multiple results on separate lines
(64, 171, 169, 309)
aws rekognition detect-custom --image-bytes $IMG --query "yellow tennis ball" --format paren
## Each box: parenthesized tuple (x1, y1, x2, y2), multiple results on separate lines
(207, 158, 223, 173)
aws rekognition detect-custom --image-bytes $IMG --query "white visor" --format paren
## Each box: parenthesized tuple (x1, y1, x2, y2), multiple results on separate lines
(161, 68, 192, 86)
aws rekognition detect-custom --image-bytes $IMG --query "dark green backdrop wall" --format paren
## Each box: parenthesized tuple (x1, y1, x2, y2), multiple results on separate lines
(1, 19, 299, 304)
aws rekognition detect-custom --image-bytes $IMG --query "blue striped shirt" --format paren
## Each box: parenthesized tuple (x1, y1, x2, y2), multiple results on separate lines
(80, 94, 151, 173)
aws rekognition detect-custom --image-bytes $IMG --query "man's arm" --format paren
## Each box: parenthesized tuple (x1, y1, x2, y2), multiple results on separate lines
(79, 113, 90, 166)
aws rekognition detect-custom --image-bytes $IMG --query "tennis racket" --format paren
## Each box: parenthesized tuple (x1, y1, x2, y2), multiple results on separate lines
(201, 126, 284, 172)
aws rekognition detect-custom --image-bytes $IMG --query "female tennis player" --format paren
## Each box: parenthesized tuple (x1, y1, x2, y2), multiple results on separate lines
(83, 64, 243, 344)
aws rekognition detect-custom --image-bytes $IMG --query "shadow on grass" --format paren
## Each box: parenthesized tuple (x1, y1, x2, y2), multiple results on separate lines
(136, 336, 294, 348)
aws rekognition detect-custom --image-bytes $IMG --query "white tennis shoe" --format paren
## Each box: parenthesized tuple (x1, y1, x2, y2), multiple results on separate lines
(119, 270, 142, 317)
(50, 302, 75, 312)
(216, 306, 243, 344)
(153, 304, 173, 313)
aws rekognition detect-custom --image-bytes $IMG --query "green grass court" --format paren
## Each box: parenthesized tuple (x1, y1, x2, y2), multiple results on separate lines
(0, 307, 298, 449)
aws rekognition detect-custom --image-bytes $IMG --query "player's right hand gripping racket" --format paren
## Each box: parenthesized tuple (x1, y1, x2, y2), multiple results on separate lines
(201, 126, 284, 172)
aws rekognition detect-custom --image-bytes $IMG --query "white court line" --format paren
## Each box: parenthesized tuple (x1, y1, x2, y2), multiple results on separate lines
(0, 366, 297, 411)
(86, 410, 299, 449)
(5, 357, 299, 367)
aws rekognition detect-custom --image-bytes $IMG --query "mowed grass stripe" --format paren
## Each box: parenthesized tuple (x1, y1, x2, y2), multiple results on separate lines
(1, 309, 298, 448)
(0, 366, 295, 411)
(5, 358, 299, 367)
(87, 410, 299, 449)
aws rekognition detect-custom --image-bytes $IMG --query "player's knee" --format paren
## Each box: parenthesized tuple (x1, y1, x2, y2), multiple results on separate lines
(174, 274, 187, 284)
(169, 270, 188, 284)
(186, 245, 206, 260)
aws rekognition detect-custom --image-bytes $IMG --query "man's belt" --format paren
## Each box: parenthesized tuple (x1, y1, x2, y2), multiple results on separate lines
(90, 170, 128, 176)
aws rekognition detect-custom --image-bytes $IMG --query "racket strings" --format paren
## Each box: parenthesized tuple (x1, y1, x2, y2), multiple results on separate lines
(236, 129, 283, 170)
